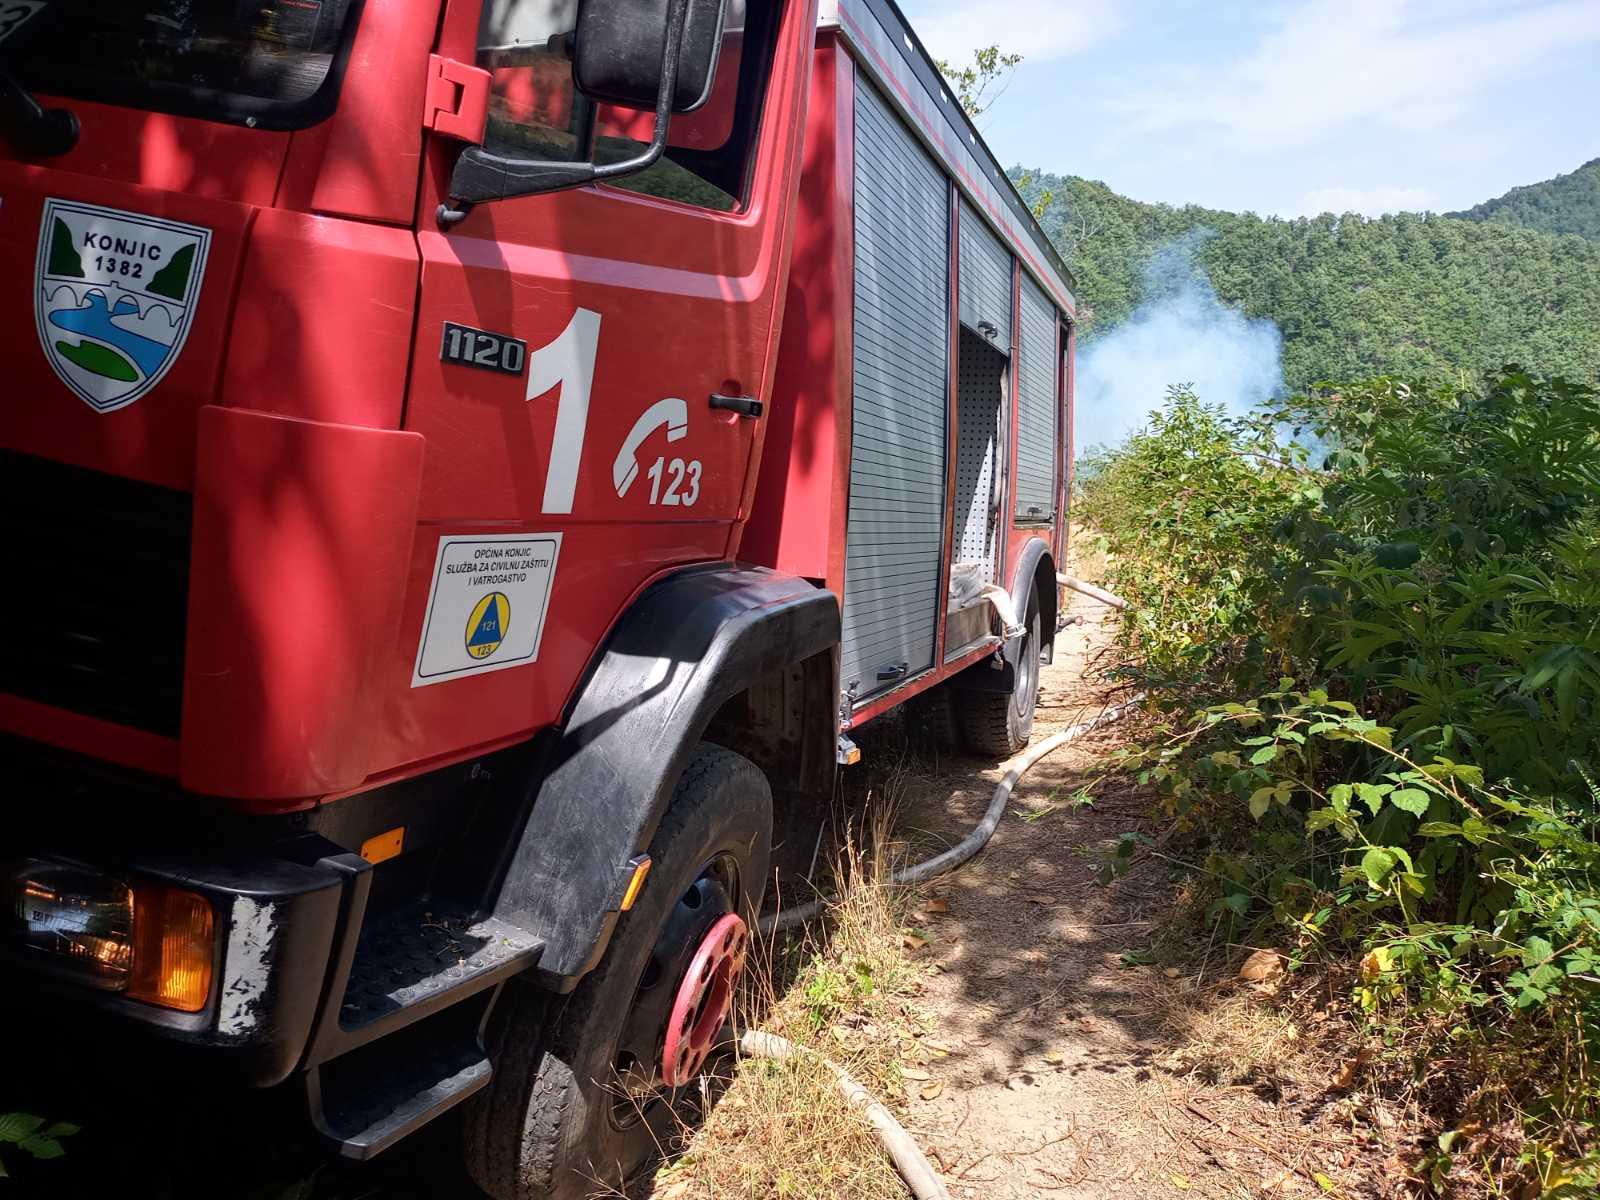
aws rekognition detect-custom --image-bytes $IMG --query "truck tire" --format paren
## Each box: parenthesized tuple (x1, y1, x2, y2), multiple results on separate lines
(960, 596, 1041, 757)
(902, 681, 961, 755)
(463, 744, 772, 1200)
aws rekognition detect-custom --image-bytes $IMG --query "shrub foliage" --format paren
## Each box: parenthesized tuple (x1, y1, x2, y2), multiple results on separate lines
(1079, 370, 1600, 1194)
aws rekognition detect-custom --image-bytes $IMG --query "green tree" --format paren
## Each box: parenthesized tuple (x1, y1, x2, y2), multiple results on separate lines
(935, 44, 1022, 117)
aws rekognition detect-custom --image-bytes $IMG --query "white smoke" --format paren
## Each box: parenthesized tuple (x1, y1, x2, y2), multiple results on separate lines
(1075, 230, 1284, 453)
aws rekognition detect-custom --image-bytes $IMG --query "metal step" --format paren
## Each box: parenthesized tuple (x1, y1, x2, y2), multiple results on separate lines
(300, 862, 544, 1066)
(339, 905, 541, 1033)
(309, 1013, 492, 1161)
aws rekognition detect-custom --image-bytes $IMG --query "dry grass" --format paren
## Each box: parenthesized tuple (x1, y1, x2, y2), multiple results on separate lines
(651, 778, 932, 1200)
(1144, 977, 1318, 1089)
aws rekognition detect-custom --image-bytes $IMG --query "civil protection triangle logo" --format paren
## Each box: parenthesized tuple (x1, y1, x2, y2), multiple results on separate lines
(34, 198, 211, 413)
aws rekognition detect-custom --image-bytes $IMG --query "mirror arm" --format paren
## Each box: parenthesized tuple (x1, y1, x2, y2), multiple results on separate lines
(443, 0, 690, 214)
(589, 0, 688, 181)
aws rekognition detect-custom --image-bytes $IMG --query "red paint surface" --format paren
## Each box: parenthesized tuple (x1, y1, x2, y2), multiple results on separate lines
(219, 208, 419, 429)
(182, 407, 425, 801)
(741, 41, 852, 586)
(280, 0, 441, 224)
(0, 693, 179, 779)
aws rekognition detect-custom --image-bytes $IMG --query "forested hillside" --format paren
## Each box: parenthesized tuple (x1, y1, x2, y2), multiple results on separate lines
(1448, 157, 1600, 240)
(1012, 169, 1600, 394)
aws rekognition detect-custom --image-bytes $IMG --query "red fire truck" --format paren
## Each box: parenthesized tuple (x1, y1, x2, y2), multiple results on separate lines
(0, 0, 1075, 1194)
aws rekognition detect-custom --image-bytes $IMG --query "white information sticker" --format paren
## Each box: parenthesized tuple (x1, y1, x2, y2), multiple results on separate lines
(411, 533, 562, 688)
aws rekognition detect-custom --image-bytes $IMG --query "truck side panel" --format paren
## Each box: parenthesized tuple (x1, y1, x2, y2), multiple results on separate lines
(837, 80, 950, 703)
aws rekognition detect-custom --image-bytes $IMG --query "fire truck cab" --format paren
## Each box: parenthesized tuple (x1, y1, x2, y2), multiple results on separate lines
(0, 0, 1075, 1194)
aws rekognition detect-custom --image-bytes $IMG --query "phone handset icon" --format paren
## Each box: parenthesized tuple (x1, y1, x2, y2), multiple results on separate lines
(613, 397, 688, 497)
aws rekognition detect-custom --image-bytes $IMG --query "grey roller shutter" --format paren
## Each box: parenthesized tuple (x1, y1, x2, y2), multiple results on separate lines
(957, 201, 1012, 347)
(1015, 273, 1057, 522)
(841, 83, 949, 702)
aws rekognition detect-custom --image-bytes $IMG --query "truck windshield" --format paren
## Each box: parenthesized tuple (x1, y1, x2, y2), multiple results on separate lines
(19, 0, 363, 129)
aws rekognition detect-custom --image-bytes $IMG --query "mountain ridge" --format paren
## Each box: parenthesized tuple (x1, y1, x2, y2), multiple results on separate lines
(1011, 166, 1600, 394)
(1446, 157, 1600, 241)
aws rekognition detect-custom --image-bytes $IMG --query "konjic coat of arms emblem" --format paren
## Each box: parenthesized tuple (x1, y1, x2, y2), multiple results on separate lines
(34, 198, 211, 413)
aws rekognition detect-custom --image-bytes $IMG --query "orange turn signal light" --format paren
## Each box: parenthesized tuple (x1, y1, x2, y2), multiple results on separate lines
(128, 885, 215, 1013)
(619, 856, 652, 912)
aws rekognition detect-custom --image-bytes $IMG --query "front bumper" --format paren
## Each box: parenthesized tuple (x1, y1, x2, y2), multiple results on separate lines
(1, 734, 361, 1086)
(4, 841, 349, 1088)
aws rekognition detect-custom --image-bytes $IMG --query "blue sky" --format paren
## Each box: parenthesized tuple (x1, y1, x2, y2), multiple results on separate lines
(898, 0, 1600, 217)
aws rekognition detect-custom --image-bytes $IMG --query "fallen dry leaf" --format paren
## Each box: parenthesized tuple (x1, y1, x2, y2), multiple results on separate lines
(1169, 1174, 1191, 1191)
(921, 897, 950, 915)
(922, 1039, 953, 1056)
(901, 1067, 931, 1081)
(902, 933, 929, 951)
(1163, 967, 1181, 979)
(1239, 947, 1285, 983)
(1043, 1049, 1066, 1065)
(919, 1080, 944, 1101)
(1330, 1050, 1369, 1090)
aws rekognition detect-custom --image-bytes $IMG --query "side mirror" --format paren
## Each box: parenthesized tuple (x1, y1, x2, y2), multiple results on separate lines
(574, 0, 727, 114)
(442, 0, 727, 214)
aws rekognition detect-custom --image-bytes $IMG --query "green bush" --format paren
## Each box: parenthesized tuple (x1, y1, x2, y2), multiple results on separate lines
(1082, 369, 1600, 1194)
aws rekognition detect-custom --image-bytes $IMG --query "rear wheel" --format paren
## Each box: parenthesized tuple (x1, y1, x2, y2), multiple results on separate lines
(463, 745, 772, 1200)
(902, 680, 961, 755)
(960, 596, 1042, 757)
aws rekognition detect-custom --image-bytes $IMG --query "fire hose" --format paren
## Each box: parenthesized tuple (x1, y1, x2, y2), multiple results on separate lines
(749, 691, 1143, 1199)
(762, 694, 1143, 935)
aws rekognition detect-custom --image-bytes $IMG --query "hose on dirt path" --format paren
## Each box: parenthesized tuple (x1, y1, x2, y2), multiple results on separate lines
(737, 1029, 951, 1200)
(744, 696, 1143, 1198)
(760, 696, 1145, 934)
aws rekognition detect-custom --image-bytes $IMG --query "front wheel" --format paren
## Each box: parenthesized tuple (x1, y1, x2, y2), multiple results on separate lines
(960, 596, 1042, 757)
(462, 745, 772, 1200)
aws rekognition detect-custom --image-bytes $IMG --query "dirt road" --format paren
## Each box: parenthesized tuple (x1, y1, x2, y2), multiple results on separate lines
(866, 591, 1382, 1199)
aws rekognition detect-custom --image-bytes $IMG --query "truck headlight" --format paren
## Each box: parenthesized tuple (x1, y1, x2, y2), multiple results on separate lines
(7, 859, 134, 989)
(6, 859, 215, 1012)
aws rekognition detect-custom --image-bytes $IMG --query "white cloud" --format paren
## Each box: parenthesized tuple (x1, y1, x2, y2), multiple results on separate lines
(905, 0, 1120, 67)
(1117, 0, 1600, 151)
(1295, 184, 1434, 216)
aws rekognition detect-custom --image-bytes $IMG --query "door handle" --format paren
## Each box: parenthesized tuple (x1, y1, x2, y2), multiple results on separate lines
(709, 393, 763, 418)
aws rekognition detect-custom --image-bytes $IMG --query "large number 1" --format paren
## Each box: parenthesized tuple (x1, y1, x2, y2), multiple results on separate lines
(524, 307, 600, 515)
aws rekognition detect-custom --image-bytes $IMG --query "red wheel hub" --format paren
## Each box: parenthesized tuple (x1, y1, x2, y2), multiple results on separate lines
(661, 911, 749, 1086)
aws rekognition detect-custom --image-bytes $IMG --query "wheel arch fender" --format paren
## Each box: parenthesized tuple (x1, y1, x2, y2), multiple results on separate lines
(493, 564, 839, 988)
(1008, 536, 1058, 666)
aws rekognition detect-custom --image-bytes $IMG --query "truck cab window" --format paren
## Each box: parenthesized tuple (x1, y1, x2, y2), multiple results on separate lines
(477, 0, 779, 213)
(477, 0, 591, 162)
(21, 0, 363, 126)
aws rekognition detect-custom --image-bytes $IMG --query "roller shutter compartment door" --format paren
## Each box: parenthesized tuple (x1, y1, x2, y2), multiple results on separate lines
(841, 83, 950, 702)
(1015, 273, 1058, 522)
(957, 200, 1013, 348)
